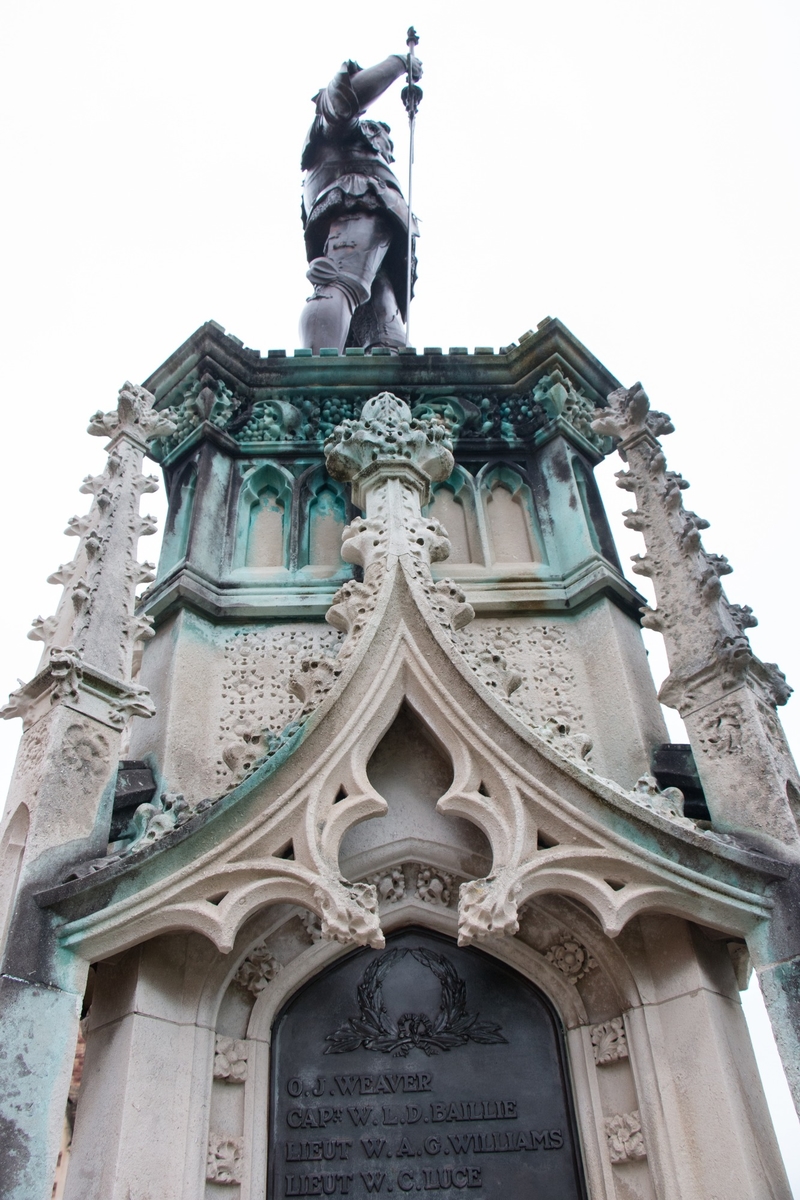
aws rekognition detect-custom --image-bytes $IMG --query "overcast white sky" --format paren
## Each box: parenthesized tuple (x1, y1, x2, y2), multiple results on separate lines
(1, 0, 799, 1189)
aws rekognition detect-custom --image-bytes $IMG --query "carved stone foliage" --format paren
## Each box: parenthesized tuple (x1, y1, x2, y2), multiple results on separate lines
(367, 867, 406, 904)
(532, 367, 610, 452)
(123, 791, 194, 852)
(455, 620, 592, 761)
(630, 774, 693, 827)
(206, 1134, 244, 1184)
(2, 381, 170, 729)
(149, 369, 613, 463)
(363, 865, 457, 909)
(605, 1111, 647, 1164)
(299, 909, 323, 942)
(217, 624, 342, 787)
(148, 374, 245, 461)
(458, 875, 522, 944)
(234, 939, 282, 996)
(545, 938, 597, 984)
(415, 866, 454, 906)
(313, 880, 381, 947)
(214, 1036, 248, 1082)
(590, 1018, 629, 1065)
(62, 722, 111, 777)
(324, 391, 454, 486)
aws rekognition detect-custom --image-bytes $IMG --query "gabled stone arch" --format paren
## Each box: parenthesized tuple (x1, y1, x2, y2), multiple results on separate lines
(234, 462, 293, 571)
(423, 468, 483, 567)
(476, 462, 545, 567)
(294, 465, 350, 578)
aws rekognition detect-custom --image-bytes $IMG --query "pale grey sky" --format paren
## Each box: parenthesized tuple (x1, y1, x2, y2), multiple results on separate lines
(1, 0, 798, 1188)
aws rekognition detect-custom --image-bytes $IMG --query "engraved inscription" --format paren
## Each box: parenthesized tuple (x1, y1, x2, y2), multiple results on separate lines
(270, 930, 586, 1198)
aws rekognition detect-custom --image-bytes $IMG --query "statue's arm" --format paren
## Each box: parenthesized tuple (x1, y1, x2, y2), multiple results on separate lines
(316, 56, 423, 132)
(350, 55, 415, 110)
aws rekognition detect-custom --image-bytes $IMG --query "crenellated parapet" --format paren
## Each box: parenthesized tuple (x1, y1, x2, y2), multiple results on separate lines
(593, 383, 800, 852)
(1, 382, 174, 733)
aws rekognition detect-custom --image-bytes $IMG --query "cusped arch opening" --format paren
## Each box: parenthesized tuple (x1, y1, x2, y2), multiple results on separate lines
(338, 702, 491, 876)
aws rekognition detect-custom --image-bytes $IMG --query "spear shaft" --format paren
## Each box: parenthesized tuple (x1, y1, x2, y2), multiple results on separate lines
(402, 27, 422, 347)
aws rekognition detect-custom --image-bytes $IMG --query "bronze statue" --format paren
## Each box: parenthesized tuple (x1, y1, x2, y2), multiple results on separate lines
(299, 52, 422, 354)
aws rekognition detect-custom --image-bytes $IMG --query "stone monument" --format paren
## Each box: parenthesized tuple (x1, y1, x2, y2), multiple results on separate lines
(1, 47, 800, 1200)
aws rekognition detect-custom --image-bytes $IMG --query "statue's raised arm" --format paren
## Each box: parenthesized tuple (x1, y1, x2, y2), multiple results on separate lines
(299, 55, 422, 354)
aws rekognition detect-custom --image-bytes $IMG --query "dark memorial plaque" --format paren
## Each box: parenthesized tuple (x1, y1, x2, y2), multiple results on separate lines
(269, 929, 586, 1198)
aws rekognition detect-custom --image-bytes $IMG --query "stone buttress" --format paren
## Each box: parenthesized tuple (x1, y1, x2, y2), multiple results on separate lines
(0, 320, 798, 1200)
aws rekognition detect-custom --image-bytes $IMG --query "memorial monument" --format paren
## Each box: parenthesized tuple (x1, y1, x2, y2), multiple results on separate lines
(1, 38, 800, 1200)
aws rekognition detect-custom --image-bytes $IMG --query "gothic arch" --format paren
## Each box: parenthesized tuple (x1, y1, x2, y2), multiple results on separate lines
(235, 462, 293, 572)
(424, 468, 483, 567)
(476, 463, 544, 567)
(295, 466, 349, 578)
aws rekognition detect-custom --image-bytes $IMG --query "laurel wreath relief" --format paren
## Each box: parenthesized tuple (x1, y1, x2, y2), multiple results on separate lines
(324, 947, 507, 1057)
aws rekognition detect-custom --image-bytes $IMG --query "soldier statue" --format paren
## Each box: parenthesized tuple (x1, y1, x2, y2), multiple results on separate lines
(299, 53, 422, 354)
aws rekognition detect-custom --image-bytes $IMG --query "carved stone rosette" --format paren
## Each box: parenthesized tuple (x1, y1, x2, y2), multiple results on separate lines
(593, 385, 800, 852)
(206, 1133, 244, 1184)
(604, 1110, 647, 1164)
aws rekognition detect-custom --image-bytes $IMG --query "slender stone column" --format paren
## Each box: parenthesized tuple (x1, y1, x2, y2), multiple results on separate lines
(0, 383, 173, 1199)
(593, 383, 800, 1111)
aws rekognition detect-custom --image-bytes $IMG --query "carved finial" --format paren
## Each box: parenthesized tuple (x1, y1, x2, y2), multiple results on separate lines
(325, 391, 453, 504)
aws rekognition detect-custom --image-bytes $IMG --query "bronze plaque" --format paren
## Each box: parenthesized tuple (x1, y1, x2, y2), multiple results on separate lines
(269, 929, 586, 1198)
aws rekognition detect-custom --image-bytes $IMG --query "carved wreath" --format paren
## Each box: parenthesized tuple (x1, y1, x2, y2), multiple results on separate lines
(324, 947, 506, 1057)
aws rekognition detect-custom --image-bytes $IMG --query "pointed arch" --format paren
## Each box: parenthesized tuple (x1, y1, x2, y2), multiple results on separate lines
(477, 463, 544, 567)
(424, 467, 483, 566)
(295, 465, 349, 578)
(235, 463, 293, 571)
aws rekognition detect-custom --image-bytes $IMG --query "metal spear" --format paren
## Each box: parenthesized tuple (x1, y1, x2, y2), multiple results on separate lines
(401, 26, 422, 347)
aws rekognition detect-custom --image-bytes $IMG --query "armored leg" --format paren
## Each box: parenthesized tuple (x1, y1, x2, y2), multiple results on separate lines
(300, 212, 399, 353)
